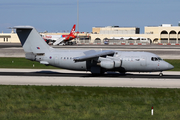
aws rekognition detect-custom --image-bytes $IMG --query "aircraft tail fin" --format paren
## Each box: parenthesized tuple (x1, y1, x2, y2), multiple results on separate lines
(13, 26, 52, 54)
(70, 24, 76, 35)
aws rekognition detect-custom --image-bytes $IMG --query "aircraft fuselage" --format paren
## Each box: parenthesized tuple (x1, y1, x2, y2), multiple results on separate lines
(35, 50, 173, 73)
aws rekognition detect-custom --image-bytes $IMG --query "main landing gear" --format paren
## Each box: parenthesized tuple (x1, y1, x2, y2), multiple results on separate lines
(159, 72, 163, 77)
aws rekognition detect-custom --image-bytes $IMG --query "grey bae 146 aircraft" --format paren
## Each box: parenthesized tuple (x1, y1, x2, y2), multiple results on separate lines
(12, 26, 174, 76)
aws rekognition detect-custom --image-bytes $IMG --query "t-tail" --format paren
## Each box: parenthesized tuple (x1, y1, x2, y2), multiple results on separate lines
(12, 26, 53, 60)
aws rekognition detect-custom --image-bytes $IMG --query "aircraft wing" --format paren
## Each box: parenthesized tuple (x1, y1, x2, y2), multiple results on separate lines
(74, 50, 115, 62)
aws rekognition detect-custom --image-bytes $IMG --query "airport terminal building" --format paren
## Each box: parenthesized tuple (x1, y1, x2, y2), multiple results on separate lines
(91, 24, 180, 45)
(1, 24, 180, 45)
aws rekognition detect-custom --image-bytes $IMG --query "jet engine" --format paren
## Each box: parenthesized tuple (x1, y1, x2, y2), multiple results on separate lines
(100, 60, 114, 69)
(98, 57, 122, 69)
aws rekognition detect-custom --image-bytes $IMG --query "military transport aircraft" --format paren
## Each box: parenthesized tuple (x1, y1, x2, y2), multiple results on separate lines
(12, 26, 174, 76)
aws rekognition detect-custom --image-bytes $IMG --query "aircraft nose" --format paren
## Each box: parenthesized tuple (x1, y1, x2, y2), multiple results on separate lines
(168, 63, 174, 70)
(160, 61, 174, 71)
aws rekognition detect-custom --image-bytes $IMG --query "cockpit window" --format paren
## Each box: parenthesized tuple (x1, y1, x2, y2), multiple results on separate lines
(151, 57, 163, 61)
(157, 57, 163, 60)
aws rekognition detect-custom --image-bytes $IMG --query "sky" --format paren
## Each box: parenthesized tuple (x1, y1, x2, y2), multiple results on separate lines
(0, 0, 180, 33)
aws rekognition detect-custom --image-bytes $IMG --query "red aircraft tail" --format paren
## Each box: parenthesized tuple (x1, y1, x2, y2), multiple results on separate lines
(70, 24, 76, 35)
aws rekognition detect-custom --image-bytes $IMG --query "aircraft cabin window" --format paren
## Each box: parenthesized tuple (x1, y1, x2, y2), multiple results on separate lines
(151, 57, 153, 61)
(151, 57, 156, 61)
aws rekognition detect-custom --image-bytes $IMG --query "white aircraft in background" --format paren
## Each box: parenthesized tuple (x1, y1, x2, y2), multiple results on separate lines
(43, 24, 76, 45)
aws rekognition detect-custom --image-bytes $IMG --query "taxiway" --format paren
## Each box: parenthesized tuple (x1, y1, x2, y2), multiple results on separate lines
(0, 69, 180, 88)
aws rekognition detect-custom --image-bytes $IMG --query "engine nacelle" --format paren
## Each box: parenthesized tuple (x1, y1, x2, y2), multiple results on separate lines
(100, 60, 114, 69)
(114, 59, 121, 68)
(106, 56, 121, 68)
(98, 57, 122, 69)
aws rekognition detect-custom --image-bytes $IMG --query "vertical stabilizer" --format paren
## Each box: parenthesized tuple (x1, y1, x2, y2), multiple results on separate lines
(13, 26, 51, 54)
(70, 24, 76, 35)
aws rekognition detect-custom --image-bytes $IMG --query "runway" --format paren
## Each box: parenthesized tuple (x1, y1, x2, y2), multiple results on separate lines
(0, 69, 180, 88)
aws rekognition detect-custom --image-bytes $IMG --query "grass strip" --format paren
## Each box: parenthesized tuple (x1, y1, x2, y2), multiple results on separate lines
(164, 59, 180, 71)
(0, 57, 57, 69)
(0, 85, 180, 119)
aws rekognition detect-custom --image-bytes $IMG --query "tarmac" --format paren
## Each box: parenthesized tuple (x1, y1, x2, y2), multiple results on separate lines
(0, 69, 180, 88)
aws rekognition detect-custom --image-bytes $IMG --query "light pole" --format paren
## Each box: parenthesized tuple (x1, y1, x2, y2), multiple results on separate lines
(77, 0, 79, 33)
(76, 0, 79, 44)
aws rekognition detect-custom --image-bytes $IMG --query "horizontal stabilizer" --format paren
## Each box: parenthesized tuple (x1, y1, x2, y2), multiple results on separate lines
(40, 61, 49, 65)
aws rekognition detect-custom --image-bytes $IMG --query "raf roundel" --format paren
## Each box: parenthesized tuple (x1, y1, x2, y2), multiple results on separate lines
(49, 56, 52, 59)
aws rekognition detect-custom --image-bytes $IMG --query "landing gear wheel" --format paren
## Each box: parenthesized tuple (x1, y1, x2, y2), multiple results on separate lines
(159, 73, 163, 77)
(120, 72, 126, 75)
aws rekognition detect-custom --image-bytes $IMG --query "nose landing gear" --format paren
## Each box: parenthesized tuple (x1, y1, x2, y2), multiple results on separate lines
(159, 72, 163, 77)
